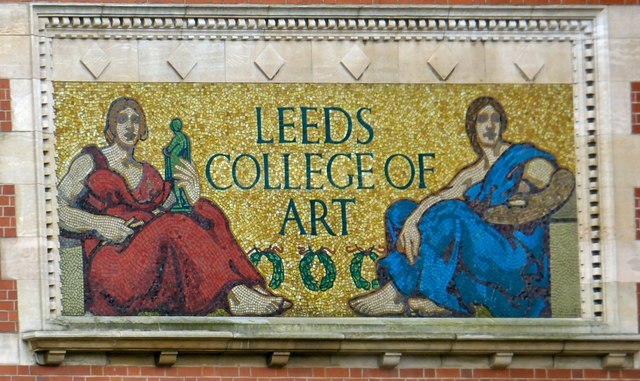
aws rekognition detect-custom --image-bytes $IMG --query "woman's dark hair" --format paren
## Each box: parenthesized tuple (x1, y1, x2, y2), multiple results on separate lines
(104, 97, 148, 144)
(464, 96, 508, 157)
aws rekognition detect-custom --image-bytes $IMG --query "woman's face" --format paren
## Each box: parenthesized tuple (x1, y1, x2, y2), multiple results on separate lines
(115, 107, 141, 147)
(475, 104, 502, 148)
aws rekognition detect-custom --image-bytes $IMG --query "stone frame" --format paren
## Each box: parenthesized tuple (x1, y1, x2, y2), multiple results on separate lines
(23, 3, 637, 368)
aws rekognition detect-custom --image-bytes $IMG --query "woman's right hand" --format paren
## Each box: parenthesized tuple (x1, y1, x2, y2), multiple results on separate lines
(397, 215, 421, 265)
(94, 215, 134, 244)
(173, 158, 201, 204)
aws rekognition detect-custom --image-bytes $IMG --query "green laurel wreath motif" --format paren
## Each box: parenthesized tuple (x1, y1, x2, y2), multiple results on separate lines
(349, 246, 382, 290)
(249, 247, 285, 289)
(298, 247, 336, 292)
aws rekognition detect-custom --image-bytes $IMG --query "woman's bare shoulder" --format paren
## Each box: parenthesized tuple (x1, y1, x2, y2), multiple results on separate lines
(66, 151, 97, 179)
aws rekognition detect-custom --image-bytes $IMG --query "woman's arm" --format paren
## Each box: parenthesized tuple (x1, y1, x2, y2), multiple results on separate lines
(484, 159, 575, 225)
(58, 154, 134, 244)
(397, 166, 477, 265)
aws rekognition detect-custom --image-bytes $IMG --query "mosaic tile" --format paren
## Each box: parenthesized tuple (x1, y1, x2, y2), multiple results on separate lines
(53, 82, 577, 317)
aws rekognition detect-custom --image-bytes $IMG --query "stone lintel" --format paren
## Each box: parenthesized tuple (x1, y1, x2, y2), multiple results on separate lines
(23, 330, 640, 368)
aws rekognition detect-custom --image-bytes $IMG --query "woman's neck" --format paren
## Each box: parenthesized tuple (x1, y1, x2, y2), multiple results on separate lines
(480, 141, 510, 169)
(103, 143, 137, 167)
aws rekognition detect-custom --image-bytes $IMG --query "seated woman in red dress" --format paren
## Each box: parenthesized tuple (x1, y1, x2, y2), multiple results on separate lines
(57, 97, 291, 316)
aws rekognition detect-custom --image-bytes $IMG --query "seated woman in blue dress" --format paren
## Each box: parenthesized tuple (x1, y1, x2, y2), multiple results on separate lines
(349, 96, 575, 318)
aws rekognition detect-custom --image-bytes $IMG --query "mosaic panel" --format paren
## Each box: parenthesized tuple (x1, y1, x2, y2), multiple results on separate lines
(54, 82, 578, 317)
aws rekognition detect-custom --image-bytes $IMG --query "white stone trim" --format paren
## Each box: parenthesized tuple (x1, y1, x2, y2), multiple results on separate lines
(32, 5, 604, 325)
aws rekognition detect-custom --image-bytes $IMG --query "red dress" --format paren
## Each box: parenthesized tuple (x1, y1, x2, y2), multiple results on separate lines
(77, 146, 263, 315)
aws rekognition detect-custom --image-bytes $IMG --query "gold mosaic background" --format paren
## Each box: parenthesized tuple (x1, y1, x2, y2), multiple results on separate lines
(54, 82, 575, 317)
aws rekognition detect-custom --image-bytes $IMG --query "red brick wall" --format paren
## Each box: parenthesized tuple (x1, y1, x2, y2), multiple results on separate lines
(0, 79, 16, 238)
(0, 78, 11, 132)
(0, 184, 18, 333)
(632, 83, 640, 134)
(0, 279, 18, 332)
(0, 366, 639, 381)
(636, 188, 640, 240)
(637, 283, 640, 332)
(0, 0, 637, 5)
(0, 184, 16, 238)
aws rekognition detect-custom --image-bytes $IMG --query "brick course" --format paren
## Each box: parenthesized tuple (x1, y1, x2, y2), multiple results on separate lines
(636, 188, 640, 240)
(632, 83, 640, 134)
(0, 184, 16, 238)
(0, 79, 11, 132)
(0, 278, 18, 332)
(0, 182, 19, 332)
(1, 366, 640, 380)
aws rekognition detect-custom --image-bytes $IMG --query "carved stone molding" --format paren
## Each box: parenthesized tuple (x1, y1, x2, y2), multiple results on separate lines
(32, 5, 603, 324)
(39, 12, 593, 43)
(23, 328, 640, 367)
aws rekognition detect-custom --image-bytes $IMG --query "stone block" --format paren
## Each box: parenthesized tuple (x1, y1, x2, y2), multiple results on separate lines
(174, 354, 218, 366)
(613, 282, 639, 332)
(216, 354, 266, 367)
(0, 236, 45, 281)
(612, 135, 640, 187)
(616, 240, 640, 282)
(329, 354, 377, 368)
(225, 41, 262, 83)
(607, 7, 640, 39)
(398, 355, 441, 368)
(312, 41, 398, 83)
(17, 279, 45, 332)
(399, 40, 484, 84)
(138, 40, 224, 82)
(63, 352, 108, 366)
(252, 41, 312, 82)
(108, 352, 156, 366)
(0, 132, 36, 184)
(0, 4, 30, 36)
(442, 355, 488, 368)
(485, 41, 572, 84)
(52, 39, 139, 82)
(226, 40, 313, 83)
(608, 39, 640, 82)
(553, 355, 601, 369)
(604, 81, 633, 136)
(0, 333, 19, 363)
(14, 183, 41, 238)
(8, 79, 36, 133)
(287, 354, 331, 367)
(510, 355, 554, 368)
(0, 36, 32, 79)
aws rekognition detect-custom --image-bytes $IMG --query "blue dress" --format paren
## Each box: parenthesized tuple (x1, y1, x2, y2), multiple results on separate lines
(378, 144, 556, 317)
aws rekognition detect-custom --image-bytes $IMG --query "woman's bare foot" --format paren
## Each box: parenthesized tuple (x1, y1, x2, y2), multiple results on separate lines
(348, 283, 405, 316)
(252, 284, 293, 309)
(408, 297, 451, 317)
(228, 284, 291, 316)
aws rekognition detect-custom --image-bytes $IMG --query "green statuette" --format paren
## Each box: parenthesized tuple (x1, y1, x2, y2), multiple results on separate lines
(249, 246, 285, 289)
(298, 246, 336, 292)
(348, 245, 383, 290)
(164, 117, 192, 213)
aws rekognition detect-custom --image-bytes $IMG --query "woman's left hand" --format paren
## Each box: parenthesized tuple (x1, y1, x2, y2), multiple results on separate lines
(484, 193, 535, 225)
(173, 158, 201, 204)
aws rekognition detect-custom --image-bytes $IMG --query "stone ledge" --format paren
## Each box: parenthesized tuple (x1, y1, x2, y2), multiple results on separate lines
(23, 319, 640, 368)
